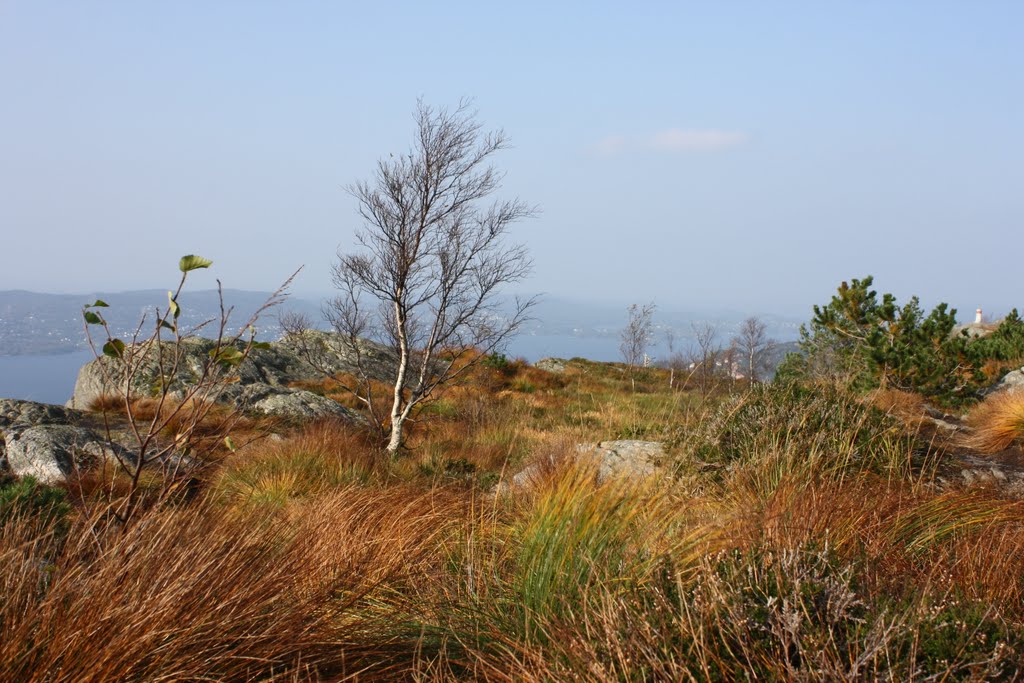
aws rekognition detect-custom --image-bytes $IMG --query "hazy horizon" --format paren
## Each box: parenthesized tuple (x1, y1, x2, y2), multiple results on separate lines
(2, 2, 1021, 319)
(1, 284, 1014, 331)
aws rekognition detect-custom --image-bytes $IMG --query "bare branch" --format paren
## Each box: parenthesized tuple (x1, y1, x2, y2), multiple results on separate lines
(330, 101, 537, 455)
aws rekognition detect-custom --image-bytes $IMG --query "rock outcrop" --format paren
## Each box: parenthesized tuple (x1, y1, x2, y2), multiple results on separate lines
(0, 398, 202, 484)
(991, 367, 1024, 394)
(67, 338, 315, 409)
(0, 399, 112, 484)
(503, 440, 668, 492)
(4, 424, 113, 485)
(535, 358, 569, 373)
(938, 453, 1024, 500)
(1, 397, 84, 430)
(235, 384, 364, 422)
(0, 395, 90, 481)
(2, 332, 391, 484)
(66, 331, 396, 420)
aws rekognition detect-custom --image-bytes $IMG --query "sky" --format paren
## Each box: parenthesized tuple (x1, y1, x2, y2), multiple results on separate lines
(1, 1, 1021, 320)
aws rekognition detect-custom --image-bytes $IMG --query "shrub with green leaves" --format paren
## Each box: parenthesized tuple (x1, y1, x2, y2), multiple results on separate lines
(970, 308, 1024, 363)
(0, 476, 71, 531)
(778, 276, 990, 406)
(481, 352, 511, 372)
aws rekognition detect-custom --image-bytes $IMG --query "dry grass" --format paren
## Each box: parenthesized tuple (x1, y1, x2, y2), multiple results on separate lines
(0, 485, 468, 682)
(964, 390, 1024, 453)
(86, 393, 278, 467)
(214, 420, 381, 507)
(1, 505, 335, 681)
(867, 387, 928, 422)
(8, 359, 1024, 679)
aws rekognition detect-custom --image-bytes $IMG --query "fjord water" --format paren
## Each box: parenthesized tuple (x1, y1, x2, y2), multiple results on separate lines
(0, 336, 630, 406)
(0, 350, 93, 404)
(0, 335, 660, 405)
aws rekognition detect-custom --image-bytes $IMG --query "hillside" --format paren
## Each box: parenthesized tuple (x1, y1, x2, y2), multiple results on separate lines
(0, 289, 803, 358)
(3, 332, 1024, 679)
(0, 289, 324, 355)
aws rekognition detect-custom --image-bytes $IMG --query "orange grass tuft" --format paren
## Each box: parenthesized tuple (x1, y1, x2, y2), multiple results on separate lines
(964, 390, 1024, 453)
(867, 388, 927, 420)
(0, 484, 469, 682)
(215, 419, 381, 506)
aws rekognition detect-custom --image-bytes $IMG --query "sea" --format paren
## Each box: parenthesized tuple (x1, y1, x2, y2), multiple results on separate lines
(0, 335, 643, 405)
(0, 350, 96, 405)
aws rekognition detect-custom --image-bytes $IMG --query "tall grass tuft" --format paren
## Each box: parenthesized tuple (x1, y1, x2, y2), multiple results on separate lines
(964, 390, 1024, 453)
(1, 505, 335, 681)
(687, 382, 923, 483)
(425, 460, 718, 671)
(215, 420, 379, 507)
(0, 484, 469, 681)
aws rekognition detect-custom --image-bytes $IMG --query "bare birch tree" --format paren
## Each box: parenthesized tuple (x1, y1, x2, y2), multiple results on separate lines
(731, 316, 775, 382)
(620, 303, 656, 391)
(664, 328, 679, 389)
(324, 100, 536, 455)
(689, 322, 723, 399)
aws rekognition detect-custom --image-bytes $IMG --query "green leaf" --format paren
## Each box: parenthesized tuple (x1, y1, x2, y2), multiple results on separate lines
(83, 311, 104, 325)
(209, 346, 244, 367)
(102, 339, 126, 359)
(87, 299, 109, 308)
(179, 254, 213, 273)
(167, 291, 180, 320)
(224, 436, 236, 452)
(160, 319, 175, 331)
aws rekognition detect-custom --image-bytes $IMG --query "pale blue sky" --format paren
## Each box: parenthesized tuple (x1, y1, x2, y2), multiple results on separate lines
(1, 1, 1021, 318)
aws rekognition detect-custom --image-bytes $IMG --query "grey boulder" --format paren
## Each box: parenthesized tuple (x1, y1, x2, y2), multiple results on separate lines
(993, 367, 1024, 394)
(0, 398, 83, 430)
(504, 440, 667, 492)
(236, 384, 365, 423)
(4, 424, 115, 485)
(535, 358, 568, 373)
(577, 440, 665, 482)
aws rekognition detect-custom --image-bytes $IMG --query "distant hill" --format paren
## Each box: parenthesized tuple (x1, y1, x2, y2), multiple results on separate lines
(0, 289, 323, 356)
(760, 340, 801, 379)
(516, 295, 804, 343)
(0, 289, 806, 358)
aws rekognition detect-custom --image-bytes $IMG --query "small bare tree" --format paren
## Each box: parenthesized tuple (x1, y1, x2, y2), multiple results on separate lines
(620, 303, 656, 391)
(689, 322, 723, 399)
(664, 328, 679, 389)
(82, 255, 295, 526)
(731, 316, 775, 382)
(319, 100, 536, 456)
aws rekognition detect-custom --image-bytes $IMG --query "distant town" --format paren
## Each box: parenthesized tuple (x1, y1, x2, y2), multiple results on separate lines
(0, 289, 804, 358)
(0, 289, 303, 355)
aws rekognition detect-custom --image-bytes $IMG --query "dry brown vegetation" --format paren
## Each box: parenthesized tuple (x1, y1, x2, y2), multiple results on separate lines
(4, 359, 1024, 680)
(964, 390, 1024, 454)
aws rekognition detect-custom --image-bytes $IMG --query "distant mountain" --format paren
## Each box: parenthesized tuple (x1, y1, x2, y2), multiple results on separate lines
(0, 289, 806, 358)
(760, 340, 801, 379)
(516, 295, 804, 344)
(0, 289, 323, 356)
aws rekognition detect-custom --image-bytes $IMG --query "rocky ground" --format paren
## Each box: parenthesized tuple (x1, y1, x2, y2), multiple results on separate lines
(2, 331, 379, 484)
(4, 344, 1024, 501)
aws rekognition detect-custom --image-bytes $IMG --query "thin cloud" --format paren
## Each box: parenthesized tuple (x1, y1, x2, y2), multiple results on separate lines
(594, 135, 628, 156)
(592, 128, 749, 155)
(649, 128, 748, 151)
